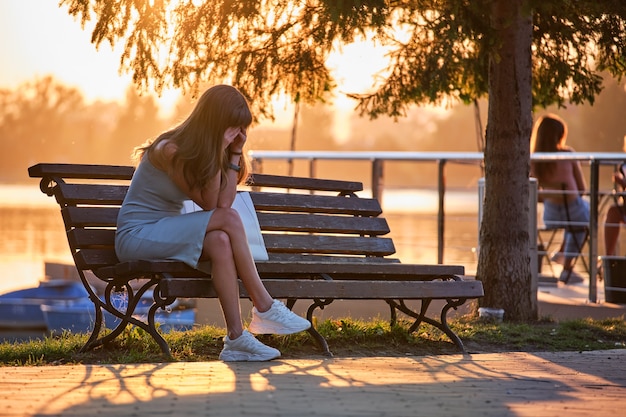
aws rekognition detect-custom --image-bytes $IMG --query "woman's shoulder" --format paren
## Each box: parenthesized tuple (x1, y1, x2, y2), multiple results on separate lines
(150, 140, 178, 171)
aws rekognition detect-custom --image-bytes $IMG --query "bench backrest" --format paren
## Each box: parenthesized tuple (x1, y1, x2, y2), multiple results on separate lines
(29, 163, 397, 275)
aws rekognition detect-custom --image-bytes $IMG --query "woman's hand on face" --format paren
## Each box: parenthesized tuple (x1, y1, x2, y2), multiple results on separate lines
(223, 126, 246, 153)
(223, 127, 240, 151)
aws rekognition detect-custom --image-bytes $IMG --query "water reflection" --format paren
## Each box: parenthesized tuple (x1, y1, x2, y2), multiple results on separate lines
(0, 203, 73, 294)
(0, 185, 480, 295)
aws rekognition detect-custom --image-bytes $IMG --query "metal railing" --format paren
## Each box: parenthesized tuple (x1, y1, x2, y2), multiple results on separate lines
(249, 150, 626, 303)
(250, 151, 485, 267)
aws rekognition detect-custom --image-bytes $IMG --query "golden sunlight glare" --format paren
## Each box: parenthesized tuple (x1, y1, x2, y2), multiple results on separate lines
(0, 1, 393, 128)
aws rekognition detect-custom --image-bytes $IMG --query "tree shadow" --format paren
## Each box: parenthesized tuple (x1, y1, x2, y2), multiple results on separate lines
(27, 351, 626, 417)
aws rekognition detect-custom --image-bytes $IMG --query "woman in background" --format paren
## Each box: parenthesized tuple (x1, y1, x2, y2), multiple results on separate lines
(531, 114, 589, 284)
(115, 85, 310, 361)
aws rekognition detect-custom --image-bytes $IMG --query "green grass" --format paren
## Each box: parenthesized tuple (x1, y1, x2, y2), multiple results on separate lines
(1, 316, 625, 366)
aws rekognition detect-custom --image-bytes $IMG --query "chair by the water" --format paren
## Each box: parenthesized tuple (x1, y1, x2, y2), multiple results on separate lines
(537, 183, 590, 283)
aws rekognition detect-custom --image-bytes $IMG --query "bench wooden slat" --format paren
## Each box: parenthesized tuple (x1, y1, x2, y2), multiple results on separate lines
(250, 192, 382, 215)
(63, 207, 119, 227)
(255, 261, 464, 278)
(67, 229, 395, 258)
(55, 183, 128, 206)
(28, 164, 362, 193)
(160, 279, 484, 299)
(257, 212, 390, 235)
(248, 173, 363, 193)
(28, 163, 135, 180)
(67, 225, 393, 255)
(74, 249, 119, 271)
(83, 250, 402, 277)
(108, 259, 204, 277)
(100, 259, 463, 280)
(265, 253, 400, 263)
(263, 234, 395, 256)
(68, 229, 116, 248)
(61, 204, 388, 236)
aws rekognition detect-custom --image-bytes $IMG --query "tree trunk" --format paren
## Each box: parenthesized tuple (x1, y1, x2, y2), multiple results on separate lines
(477, 0, 536, 321)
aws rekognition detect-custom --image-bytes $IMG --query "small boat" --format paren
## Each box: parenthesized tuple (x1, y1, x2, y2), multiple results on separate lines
(97, 290, 195, 334)
(0, 280, 90, 330)
(41, 289, 195, 334)
(1, 278, 196, 334)
(40, 300, 96, 334)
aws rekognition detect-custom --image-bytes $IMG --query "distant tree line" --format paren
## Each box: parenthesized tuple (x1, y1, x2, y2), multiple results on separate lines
(2, 74, 625, 184)
(0, 76, 166, 182)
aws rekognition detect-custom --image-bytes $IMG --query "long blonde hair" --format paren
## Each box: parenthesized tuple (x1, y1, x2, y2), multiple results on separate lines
(136, 85, 252, 188)
(530, 114, 568, 183)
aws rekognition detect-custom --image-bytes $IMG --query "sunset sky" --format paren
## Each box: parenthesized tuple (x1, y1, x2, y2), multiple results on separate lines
(0, 0, 393, 135)
(0, 2, 136, 103)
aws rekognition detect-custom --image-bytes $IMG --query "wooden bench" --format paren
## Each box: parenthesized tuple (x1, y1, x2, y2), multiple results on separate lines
(29, 163, 483, 357)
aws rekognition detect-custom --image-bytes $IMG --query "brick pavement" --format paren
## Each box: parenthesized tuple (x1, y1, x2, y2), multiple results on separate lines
(1, 349, 625, 417)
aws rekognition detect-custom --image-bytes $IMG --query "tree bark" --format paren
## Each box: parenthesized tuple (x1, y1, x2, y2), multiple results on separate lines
(477, 0, 535, 321)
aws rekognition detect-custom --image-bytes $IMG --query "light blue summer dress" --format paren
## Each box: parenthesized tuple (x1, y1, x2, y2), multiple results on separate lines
(115, 155, 213, 269)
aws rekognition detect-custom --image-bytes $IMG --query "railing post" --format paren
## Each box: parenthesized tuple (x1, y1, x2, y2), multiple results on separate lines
(309, 158, 317, 194)
(251, 157, 263, 174)
(309, 158, 317, 179)
(438, 160, 447, 264)
(372, 159, 384, 201)
(589, 159, 599, 303)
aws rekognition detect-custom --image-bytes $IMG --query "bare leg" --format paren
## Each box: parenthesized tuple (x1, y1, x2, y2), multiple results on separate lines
(202, 207, 273, 314)
(605, 205, 623, 256)
(202, 230, 245, 340)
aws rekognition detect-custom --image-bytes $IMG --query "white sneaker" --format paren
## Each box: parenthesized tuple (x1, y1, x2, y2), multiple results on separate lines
(249, 299, 311, 335)
(218, 330, 281, 362)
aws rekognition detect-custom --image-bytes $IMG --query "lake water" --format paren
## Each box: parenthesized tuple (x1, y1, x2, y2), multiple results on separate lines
(0, 184, 481, 295)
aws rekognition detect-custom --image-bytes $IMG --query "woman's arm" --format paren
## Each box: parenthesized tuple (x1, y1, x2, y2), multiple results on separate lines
(155, 141, 222, 210)
(183, 127, 247, 210)
(157, 127, 247, 210)
(214, 127, 247, 208)
(214, 152, 241, 208)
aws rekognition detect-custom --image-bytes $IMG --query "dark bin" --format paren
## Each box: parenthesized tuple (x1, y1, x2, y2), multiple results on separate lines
(601, 256, 626, 304)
